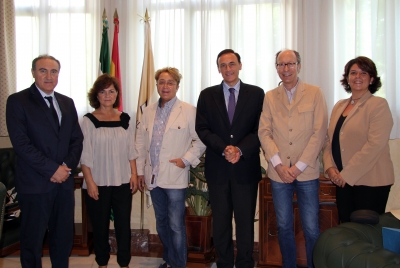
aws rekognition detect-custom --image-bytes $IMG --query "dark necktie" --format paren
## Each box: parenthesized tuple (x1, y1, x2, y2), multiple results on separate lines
(227, 88, 236, 124)
(44, 96, 59, 127)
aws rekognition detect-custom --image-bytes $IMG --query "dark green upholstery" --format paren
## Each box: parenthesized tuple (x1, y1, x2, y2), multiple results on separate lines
(0, 148, 20, 256)
(314, 212, 400, 268)
(0, 182, 6, 237)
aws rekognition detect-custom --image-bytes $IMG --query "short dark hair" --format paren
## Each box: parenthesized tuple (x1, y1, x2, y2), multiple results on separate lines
(216, 49, 241, 66)
(275, 49, 301, 64)
(32, 55, 61, 70)
(155, 67, 183, 85)
(340, 56, 381, 94)
(87, 74, 120, 109)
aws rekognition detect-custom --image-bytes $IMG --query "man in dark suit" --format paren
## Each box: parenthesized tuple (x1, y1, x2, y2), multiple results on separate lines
(195, 49, 264, 268)
(6, 55, 83, 268)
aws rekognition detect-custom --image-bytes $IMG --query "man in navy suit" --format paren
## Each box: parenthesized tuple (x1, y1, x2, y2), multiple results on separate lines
(6, 55, 83, 268)
(195, 49, 264, 268)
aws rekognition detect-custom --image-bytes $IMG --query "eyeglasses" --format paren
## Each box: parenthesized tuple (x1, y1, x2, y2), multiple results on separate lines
(276, 62, 298, 69)
(157, 81, 177, 87)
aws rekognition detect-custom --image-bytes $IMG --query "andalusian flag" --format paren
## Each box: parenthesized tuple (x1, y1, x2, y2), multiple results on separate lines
(99, 8, 110, 75)
(110, 9, 123, 111)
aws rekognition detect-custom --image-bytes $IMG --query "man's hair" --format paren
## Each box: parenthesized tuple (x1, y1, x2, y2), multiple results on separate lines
(216, 49, 241, 66)
(155, 67, 183, 86)
(275, 49, 301, 64)
(32, 55, 61, 70)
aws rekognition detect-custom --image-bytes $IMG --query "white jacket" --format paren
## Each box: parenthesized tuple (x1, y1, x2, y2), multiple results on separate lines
(135, 98, 206, 189)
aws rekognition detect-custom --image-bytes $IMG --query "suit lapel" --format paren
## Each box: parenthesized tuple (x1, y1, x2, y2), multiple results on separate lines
(342, 92, 372, 127)
(276, 85, 290, 110)
(29, 85, 59, 134)
(212, 84, 231, 126)
(330, 100, 348, 129)
(147, 103, 158, 142)
(55, 93, 65, 130)
(165, 99, 181, 131)
(232, 82, 250, 125)
(291, 81, 305, 108)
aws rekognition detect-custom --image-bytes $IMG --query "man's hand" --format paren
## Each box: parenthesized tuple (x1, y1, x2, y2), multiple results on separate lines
(130, 174, 138, 194)
(51, 165, 71, 183)
(289, 165, 302, 178)
(137, 175, 145, 192)
(275, 164, 296, 183)
(169, 158, 185, 168)
(224, 146, 240, 164)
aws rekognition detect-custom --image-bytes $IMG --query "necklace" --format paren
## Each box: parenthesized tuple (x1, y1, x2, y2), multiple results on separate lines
(350, 97, 361, 105)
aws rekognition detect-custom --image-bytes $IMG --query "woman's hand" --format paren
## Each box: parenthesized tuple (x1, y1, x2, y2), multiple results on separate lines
(137, 175, 145, 192)
(130, 174, 138, 194)
(327, 167, 346, 187)
(86, 181, 99, 200)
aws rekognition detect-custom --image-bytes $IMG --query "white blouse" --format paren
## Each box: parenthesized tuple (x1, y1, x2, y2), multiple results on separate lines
(80, 112, 137, 189)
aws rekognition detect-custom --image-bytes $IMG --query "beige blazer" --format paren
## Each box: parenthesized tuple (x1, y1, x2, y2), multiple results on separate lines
(136, 98, 206, 189)
(259, 80, 328, 182)
(323, 91, 394, 186)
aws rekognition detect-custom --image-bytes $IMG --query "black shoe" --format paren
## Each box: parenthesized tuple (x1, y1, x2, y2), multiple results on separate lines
(158, 263, 168, 268)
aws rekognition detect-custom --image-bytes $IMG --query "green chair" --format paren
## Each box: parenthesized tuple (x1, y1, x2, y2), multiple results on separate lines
(0, 182, 6, 238)
(0, 148, 20, 256)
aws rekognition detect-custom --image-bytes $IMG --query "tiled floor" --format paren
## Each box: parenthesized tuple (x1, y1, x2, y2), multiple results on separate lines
(0, 255, 218, 268)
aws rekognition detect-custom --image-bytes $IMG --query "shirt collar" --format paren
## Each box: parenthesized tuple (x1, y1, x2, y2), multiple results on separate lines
(283, 78, 300, 94)
(35, 84, 55, 98)
(158, 96, 177, 108)
(223, 80, 241, 92)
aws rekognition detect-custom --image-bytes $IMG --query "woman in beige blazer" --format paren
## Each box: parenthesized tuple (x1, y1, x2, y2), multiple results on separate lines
(323, 56, 394, 223)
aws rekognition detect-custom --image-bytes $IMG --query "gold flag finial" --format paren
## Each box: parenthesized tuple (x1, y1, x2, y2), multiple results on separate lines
(144, 8, 150, 22)
(114, 8, 119, 19)
(138, 8, 151, 23)
(102, 8, 107, 20)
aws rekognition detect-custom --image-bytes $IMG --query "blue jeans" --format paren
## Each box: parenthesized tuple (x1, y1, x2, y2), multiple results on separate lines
(270, 179, 320, 268)
(150, 187, 187, 268)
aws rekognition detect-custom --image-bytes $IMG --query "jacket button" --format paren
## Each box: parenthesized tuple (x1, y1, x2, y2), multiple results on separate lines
(287, 156, 290, 159)
(230, 135, 233, 138)
(289, 142, 292, 145)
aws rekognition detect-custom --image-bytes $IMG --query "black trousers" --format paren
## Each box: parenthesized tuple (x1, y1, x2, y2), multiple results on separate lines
(19, 184, 74, 268)
(208, 176, 259, 268)
(336, 183, 391, 223)
(85, 183, 132, 267)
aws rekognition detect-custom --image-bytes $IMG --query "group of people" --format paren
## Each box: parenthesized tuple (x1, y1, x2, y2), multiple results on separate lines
(5, 48, 394, 268)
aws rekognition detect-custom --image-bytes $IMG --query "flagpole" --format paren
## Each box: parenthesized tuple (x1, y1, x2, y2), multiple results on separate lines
(136, 9, 155, 230)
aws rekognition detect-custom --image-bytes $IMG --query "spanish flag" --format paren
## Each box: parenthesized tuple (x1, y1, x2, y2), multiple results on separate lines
(110, 9, 123, 111)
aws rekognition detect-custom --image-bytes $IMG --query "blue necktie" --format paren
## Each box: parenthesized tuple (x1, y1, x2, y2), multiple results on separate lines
(228, 88, 236, 124)
(44, 96, 59, 127)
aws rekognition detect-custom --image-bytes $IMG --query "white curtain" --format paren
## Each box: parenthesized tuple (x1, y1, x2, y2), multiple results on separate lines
(13, 0, 400, 138)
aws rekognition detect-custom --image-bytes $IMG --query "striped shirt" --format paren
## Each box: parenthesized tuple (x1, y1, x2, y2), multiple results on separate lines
(149, 97, 178, 186)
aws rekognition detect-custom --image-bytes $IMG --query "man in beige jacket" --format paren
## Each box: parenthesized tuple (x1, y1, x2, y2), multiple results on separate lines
(258, 50, 328, 268)
(136, 67, 205, 268)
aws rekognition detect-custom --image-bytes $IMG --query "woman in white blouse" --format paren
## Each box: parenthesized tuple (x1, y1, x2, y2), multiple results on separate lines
(81, 74, 138, 268)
